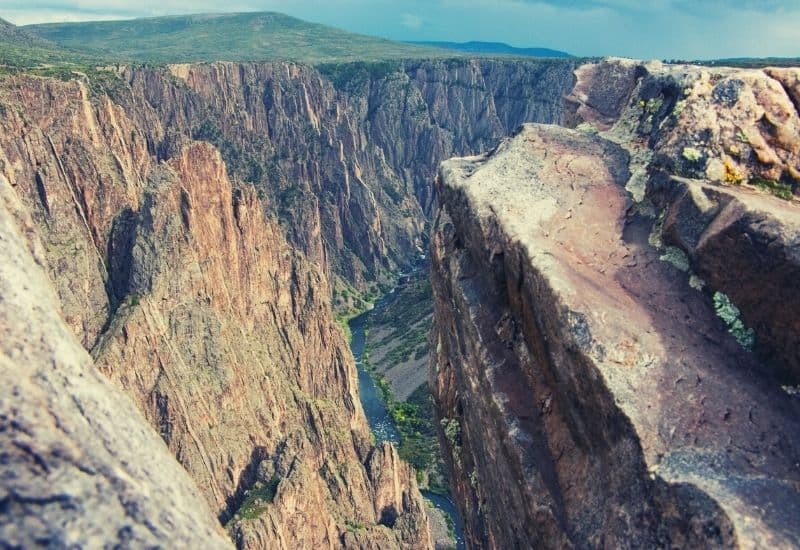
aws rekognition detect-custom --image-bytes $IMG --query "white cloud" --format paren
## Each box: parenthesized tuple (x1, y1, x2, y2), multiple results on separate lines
(400, 12, 423, 30)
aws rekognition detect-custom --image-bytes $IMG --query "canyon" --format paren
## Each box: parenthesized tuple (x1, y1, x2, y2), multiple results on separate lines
(0, 56, 574, 548)
(1, 18, 799, 550)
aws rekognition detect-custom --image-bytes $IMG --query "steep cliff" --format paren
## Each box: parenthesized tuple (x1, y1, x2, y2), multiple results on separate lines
(0, 72, 431, 548)
(0, 175, 232, 549)
(116, 59, 575, 292)
(430, 62, 800, 548)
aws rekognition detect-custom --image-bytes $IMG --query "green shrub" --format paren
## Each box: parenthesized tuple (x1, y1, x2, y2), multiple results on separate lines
(345, 519, 365, 532)
(234, 477, 281, 521)
(713, 292, 755, 350)
(682, 146, 703, 162)
(659, 246, 690, 272)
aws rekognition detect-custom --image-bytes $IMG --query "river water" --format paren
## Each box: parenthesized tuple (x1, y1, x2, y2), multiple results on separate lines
(348, 294, 465, 549)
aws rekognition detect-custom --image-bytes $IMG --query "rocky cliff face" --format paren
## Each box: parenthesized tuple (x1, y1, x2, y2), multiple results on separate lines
(431, 61, 800, 548)
(0, 72, 432, 548)
(119, 59, 575, 292)
(0, 174, 232, 549)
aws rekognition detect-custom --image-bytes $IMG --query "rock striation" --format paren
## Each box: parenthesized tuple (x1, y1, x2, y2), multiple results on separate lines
(0, 175, 232, 549)
(0, 59, 577, 546)
(0, 72, 432, 548)
(122, 59, 575, 291)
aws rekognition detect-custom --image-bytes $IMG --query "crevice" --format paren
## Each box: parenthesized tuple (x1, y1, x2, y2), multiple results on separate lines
(219, 445, 270, 525)
(765, 70, 800, 120)
(91, 207, 139, 353)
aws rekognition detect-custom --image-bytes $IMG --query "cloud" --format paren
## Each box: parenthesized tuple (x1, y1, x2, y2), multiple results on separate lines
(399, 13, 423, 30)
(516, 0, 796, 12)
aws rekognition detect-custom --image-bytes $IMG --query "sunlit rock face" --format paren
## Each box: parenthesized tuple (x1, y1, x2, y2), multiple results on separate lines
(0, 70, 434, 549)
(0, 174, 233, 549)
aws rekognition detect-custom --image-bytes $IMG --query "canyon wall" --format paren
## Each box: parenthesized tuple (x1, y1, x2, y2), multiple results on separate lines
(0, 71, 432, 548)
(0, 175, 232, 548)
(120, 59, 575, 293)
(430, 60, 800, 548)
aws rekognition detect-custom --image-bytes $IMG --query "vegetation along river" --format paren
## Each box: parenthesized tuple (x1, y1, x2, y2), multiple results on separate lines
(348, 287, 465, 550)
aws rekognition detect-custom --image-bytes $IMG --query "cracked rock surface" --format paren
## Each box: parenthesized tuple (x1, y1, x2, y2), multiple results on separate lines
(430, 124, 800, 549)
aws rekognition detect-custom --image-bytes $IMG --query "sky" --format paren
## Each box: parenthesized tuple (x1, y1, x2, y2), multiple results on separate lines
(2, 0, 799, 60)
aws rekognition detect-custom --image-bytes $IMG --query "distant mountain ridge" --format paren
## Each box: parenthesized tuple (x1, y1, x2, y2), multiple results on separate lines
(407, 40, 571, 58)
(5, 12, 573, 68)
(22, 12, 458, 64)
(0, 16, 101, 69)
(1, 16, 52, 46)
(700, 56, 800, 68)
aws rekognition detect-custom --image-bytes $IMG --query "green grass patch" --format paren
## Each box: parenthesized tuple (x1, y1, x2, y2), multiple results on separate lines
(334, 293, 374, 345)
(233, 477, 281, 521)
(377, 325, 429, 368)
(444, 511, 456, 541)
(750, 176, 794, 201)
(345, 519, 365, 533)
(317, 60, 403, 95)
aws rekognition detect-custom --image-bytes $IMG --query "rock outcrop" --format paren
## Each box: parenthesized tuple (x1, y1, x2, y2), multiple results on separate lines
(0, 175, 232, 549)
(432, 126, 800, 548)
(566, 58, 800, 383)
(566, 58, 800, 194)
(430, 119, 800, 547)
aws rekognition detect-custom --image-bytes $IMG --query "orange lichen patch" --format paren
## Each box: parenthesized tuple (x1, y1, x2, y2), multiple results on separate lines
(723, 156, 745, 184)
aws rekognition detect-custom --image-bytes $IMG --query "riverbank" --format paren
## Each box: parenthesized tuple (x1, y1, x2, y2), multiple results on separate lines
(359, 269, 450, 495)
(347, 287, 464, 550)
(365, 274, 433, 400)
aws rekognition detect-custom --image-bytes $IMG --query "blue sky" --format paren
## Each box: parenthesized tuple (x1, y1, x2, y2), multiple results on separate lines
(2, 0, 799, 59)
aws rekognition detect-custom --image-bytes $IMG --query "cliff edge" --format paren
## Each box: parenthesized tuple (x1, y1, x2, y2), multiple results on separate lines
(430, 123, 800, 548)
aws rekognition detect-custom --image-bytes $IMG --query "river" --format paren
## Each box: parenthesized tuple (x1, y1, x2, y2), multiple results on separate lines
(348, 293, 465, 549)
